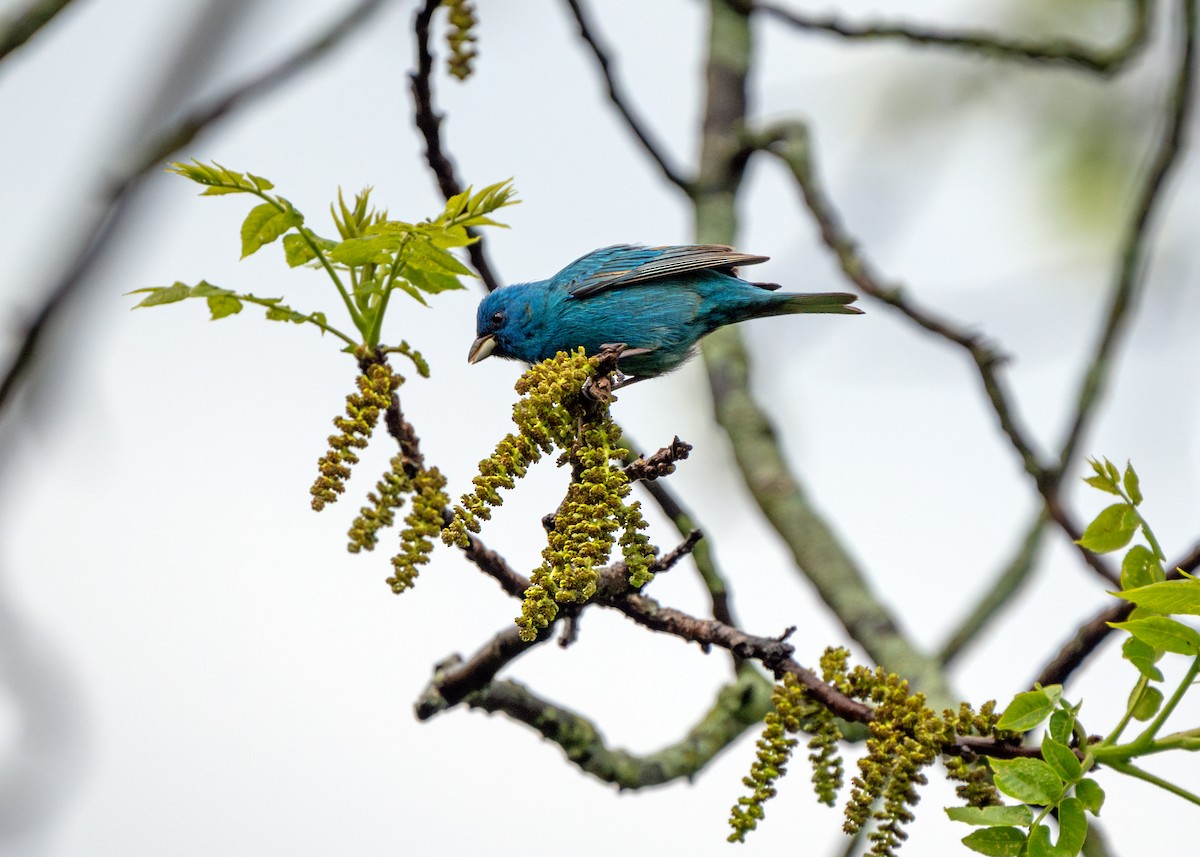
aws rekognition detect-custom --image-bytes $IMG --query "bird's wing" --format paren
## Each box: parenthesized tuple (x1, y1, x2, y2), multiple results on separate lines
(567, 245, 769, 299)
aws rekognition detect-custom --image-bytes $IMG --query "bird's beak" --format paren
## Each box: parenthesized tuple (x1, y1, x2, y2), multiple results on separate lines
(468, 333, 497, 364)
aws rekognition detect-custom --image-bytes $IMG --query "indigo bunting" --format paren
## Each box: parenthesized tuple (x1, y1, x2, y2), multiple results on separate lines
(468, 244, 861, 379)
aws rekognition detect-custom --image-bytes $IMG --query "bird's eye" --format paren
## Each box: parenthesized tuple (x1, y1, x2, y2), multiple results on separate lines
(489, 310, 506, 330)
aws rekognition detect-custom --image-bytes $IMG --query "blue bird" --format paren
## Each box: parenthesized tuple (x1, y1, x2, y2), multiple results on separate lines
(468, 244, 861, 379)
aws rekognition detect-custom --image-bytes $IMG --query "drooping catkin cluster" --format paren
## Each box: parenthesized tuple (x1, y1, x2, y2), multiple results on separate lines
(348, 453, 412, 553)
(387, 466, 449, 593)
(441, 348, 657, 642)
(731, 648, 1007, 856)
(728, 672, 843, 843)
(311, 359, 403, 511)
(444, 0, 478, 80)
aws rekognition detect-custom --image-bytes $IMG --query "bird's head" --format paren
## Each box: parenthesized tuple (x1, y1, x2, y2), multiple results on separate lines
(468, 286, 531, 364)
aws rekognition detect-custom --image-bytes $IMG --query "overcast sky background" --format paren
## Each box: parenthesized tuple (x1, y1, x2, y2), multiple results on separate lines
(1, 0, 1198, 854)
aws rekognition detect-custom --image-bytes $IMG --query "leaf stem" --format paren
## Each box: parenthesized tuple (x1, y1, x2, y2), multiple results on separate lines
(238, 295, 359, 347)
(1102, 759, 1200, 806)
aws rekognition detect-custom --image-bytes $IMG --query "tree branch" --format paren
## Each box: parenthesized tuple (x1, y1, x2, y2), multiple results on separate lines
(1053, 0, 1197, 473)
(559, 0, 694, 192)
(410, 0, 503, 292)
(938, 511, 1048, 666)
(690, 1, 956, 707)
(758, 120, 1120, 587)
(739, 0, 1151, 75)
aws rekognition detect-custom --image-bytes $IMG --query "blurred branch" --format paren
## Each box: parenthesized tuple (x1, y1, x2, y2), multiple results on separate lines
(560, 0, 694, 192)
(1054, 0, 1197, 474)
(0, 0, 392, 418)
(740, 0, 1151, 75)
(0, 0, 73, 61)
(757, 120, 1120, 587)
(410, 0, 503, 292)
(689, 2, 955, 708)
(938, 511, 1048, 666)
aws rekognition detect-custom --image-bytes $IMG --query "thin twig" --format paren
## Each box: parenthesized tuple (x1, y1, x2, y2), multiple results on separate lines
(1054, 0, 1196, 474)
(560, 0, 694, 192)
(740, 0, 1152, 75)
(938, 512, 1048, 666)
(410, 0, 503, 292)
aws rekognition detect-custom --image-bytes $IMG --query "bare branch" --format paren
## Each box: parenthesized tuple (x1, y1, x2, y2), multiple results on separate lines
(623, 436, 692, 482)
(938, 512, 1048, 666)
(560, 0, 694, 192)
(415, 625, 550, 718)
(758, 120, 1120, 587)
(1054, 0, 1197, 472)
(410, 0, 503, 292)
(741, 0, 1151, 75)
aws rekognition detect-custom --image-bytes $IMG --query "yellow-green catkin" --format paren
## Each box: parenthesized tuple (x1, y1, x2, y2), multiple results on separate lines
(442, 348, 594, 548)
(311, 361, 401, 511)
(442, 348, 661, 642)
(728, 673, 808, 843)
(388, 467, 449, 594)
(347, 453, 412, 553)
(444, 0, 478, 80)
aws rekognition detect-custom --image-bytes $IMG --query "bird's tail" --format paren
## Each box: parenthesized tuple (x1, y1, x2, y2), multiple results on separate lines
(759, 291, 862, 317)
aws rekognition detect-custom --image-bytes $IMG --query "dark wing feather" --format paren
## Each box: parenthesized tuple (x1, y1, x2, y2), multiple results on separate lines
(568, 245, 769, 298)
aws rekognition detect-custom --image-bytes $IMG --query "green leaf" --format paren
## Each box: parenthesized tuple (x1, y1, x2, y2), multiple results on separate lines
(1114, 579, 1200, 615)
(1083, 475, 1120, 495)
(1130, 684, 1164, 721)
(128, 282, 192, 307)
(392, 277, 429, 306)
(241, 201, 303, 259)
(404, 263, 465, 294)
(1110, 616, 1200, 655)
(328, 234, 401, 266)
(1123, 462, 1142, 506)
(962, 826, 1028, 856)
(247, 172, 275, 192)
(283, 233, 317, 267)
(997, 687, 1060, 732)
(1074, 778, 1105, 815)
(1104, 459, 1121, 484)
(1026, 823, 1053, 857)
(946, 805, 1034, 827)
(1041, 737, 1082, 782)
(1121, 545, 1163, 590)
(1056, 797, 1088, 856)
(206, 293, 242, 320)
(990, 757, 1063, 805)
(1048, 710, 1073, 745)
(1122, 635, 1164, 681)
(1077, 503, 1139, 554)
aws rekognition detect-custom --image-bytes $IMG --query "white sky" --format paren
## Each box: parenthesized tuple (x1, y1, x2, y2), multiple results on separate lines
(1, 0, 1198, 854)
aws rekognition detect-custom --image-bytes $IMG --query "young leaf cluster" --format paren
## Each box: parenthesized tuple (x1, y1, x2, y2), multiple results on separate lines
(441, 348, 661, 641)
(132, 161, 515, 351)
(951, 685, 1102, 857)
(951, 459, 1200, 856)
